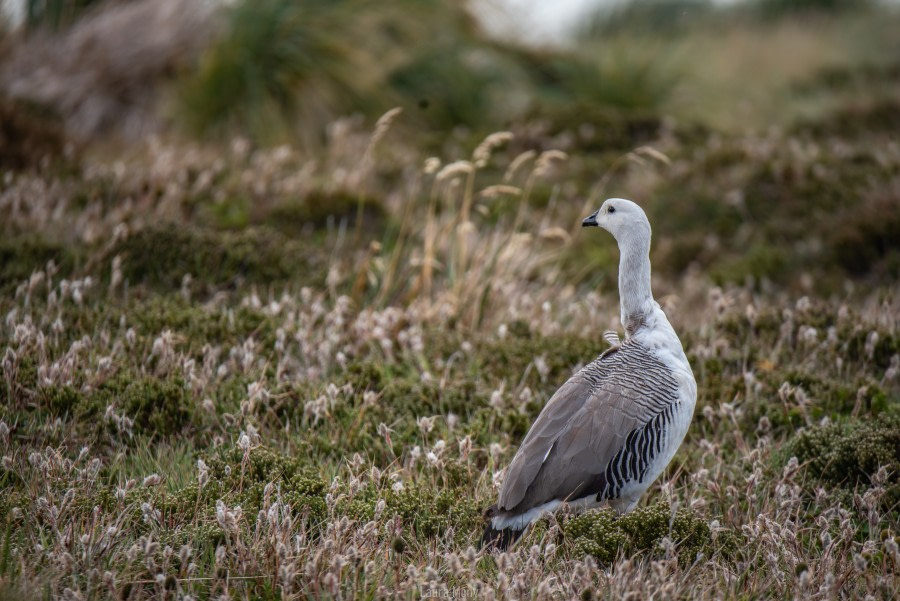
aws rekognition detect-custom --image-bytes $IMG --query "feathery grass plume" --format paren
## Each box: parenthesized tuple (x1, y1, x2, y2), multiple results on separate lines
(473, 131, 513, 168)
(480, 185, 522, 199)
(504, 150, 537, 183)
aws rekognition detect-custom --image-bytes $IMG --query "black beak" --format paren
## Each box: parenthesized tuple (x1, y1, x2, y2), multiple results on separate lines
(582, 210, 599, 227)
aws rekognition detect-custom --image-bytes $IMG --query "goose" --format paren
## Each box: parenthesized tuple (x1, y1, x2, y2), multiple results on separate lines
(482, 198, 697, 549)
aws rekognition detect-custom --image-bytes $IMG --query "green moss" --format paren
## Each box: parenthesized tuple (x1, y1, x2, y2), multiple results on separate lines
(39, 373, 193, 438)
(783, 409, 900, 509)
(104, 374, 193, 437)
(340, 481, 480, 541)
(826, 185, 900, 278)
(844, 329, 899, 371)
(474, 333, 601, 391)
(207, 195, 252, 230)
(466, 407, 532, 447)
(43, 385, 83, 416)
(205, 445, 327, 522)
(113, 225, 325, 289)
(564, 502, 730, 565)
(129, 296, 276, 349)
(127, 445, 325, 531)
(799, 97, 900, 138)
(266, 193, 385, 235)
(0, 236, 77, 293)
(710, 243, 789, 287)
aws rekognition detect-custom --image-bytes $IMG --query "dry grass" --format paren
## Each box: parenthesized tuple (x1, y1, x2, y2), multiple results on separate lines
(0, 101, 898, 600)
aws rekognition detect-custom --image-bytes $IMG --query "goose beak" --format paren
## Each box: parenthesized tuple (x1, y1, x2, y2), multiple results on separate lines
(582, 210, 599, 227)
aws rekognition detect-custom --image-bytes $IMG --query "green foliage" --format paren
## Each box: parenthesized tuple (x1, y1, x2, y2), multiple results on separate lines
(641, 108, 900, 289)
(178, 0, 484, 142)
(827, 183, 900, 279)
(528, 101, 664, 153)
(710, 243, 788, 287)
(389, 483, 480, 539)
(389, 44, 520, 130)
(266, 192, 386, 235)
(111, 376, 193, 437)
(41, 372, 193, 438)
(784, 409, 900, 509)
(113, 225, 325, 289)
(564, 502, 729, 565)
(130, 296, 275, 349)
(179, 0, 359, 143)
(342, 481, 480, 541)
(204, 445, 328, 524)
(0, 236, 76, 292)
(529, 44, 680, 115)
(177, 0, 687, 141)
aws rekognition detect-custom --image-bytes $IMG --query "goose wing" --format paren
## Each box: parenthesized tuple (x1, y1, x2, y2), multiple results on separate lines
(497, 342, 679, 513)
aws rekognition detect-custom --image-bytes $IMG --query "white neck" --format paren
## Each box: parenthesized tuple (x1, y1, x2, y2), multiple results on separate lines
(617, 229, 654, 336)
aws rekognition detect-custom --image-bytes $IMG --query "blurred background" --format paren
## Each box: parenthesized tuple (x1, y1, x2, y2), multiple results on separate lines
(1, 0, 899, 299)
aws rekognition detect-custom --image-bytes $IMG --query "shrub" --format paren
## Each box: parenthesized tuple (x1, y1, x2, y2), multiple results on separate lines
(564, 502, 727, 565)
(266, 192, 385, 235)
(784, 409, 900, 509)
(0, 236, 76, 292)
(204, 446, 328, 524)
(341, 481, 480, 541)
(42, 373, 193, 438)
(113, 225, 325, 289)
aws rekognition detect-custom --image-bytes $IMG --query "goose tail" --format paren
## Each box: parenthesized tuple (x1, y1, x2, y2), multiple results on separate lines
(481, 505, 524, 551)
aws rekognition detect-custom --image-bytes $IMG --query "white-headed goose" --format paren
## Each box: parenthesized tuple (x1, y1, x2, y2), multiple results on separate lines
(482, 198, 697, 549)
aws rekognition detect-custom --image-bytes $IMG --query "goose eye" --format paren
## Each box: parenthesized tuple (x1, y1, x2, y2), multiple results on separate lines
(608, 206, 615, 214)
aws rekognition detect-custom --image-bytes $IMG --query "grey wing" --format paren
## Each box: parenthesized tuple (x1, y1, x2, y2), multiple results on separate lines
(497, 345, 679, 513)
(497, 371, 595, 510)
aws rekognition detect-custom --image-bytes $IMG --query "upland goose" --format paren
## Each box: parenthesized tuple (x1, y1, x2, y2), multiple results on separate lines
(482, 198, 697, 549)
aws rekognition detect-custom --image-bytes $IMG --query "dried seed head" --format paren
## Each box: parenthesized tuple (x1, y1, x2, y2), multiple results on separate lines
(473, 131, 513, 167)
(436, 160, 474, 182)
(142, 474, 162, 487)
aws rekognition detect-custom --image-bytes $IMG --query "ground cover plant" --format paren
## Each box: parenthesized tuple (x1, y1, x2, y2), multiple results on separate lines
(1, 0, 898, 599)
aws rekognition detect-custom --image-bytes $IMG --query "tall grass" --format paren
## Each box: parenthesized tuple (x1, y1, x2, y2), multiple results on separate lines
(0, 68, 898, 598)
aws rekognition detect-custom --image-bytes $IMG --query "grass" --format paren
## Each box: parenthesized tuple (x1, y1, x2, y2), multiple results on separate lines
(0, 2, 898, 599)
(1, 107, 897, 597)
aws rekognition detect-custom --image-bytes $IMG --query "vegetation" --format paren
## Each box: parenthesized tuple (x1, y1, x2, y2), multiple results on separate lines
(0, 0, 898, 599)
